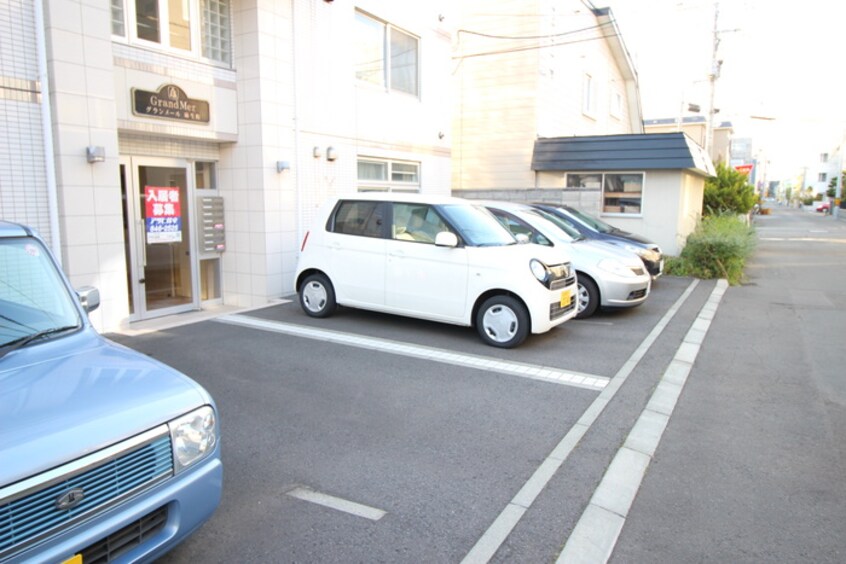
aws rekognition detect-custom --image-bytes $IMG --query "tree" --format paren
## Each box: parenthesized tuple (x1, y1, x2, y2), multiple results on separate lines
(703, 162, 758, 216)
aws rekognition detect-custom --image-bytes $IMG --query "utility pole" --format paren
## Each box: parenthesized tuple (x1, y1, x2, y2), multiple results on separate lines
(704, 2, 739, 162)
(705, 2, 721, 160)
(836, 148, 843, 218)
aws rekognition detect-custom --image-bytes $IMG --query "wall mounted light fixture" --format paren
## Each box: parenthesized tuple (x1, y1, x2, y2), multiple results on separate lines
(326, 147, 337, 161)
(312, 146, 322, 158)
(86, 146, 105, 163)
(276, 160, 290, 172)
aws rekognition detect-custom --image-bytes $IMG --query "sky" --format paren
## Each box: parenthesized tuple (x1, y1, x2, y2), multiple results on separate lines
(606, 0, 846, 181)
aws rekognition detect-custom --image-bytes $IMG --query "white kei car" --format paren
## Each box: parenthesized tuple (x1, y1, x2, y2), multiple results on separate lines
(294, 193, 579, 348)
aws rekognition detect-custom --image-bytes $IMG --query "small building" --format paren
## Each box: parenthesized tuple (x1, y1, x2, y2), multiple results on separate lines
(528, 132, 715, 256)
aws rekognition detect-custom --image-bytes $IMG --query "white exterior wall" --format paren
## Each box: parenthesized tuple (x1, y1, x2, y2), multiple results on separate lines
(293, 0, 453, 236)
(42, 0, 124, 331)
(0, 0, 51, 240)
(535, 1, 632, 139)
(601, 170, 703, 256)
(1, 0, 453, 331)
(536, 168, 705, 256)
(453, 0, 542, 191)
(453, 0, 638, 192)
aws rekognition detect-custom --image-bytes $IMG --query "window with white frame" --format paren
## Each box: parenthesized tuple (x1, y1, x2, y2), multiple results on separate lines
(357, 158, 420, 192)
(567, 172, 645, 215)
(819, 172, 828, 182)
(610, 82, 623, 119)
(355, 11, 419, 97)
(111, 0, 232, 65)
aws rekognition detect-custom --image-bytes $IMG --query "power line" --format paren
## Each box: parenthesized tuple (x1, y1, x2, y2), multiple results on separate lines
(453, 30, 621, 60)
(456, 20, 613, 41)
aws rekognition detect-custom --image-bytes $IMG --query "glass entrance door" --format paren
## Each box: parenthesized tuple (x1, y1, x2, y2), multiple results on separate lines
(122, 158, 198, 319)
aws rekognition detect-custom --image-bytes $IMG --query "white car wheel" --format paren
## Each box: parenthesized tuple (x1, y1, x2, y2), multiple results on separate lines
(476, 295, 529, 348)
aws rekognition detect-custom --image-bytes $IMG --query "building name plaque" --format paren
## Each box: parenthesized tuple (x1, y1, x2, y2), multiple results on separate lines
(132, 84, 210, 123)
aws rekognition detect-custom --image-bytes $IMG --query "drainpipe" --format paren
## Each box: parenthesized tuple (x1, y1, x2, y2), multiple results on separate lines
(291, 2, 303, 253)
(34, 0, 62, 263)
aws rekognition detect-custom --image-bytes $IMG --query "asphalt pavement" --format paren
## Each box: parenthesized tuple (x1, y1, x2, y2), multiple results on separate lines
(106, 204, 846, 562)
(613, 205, 846, 563)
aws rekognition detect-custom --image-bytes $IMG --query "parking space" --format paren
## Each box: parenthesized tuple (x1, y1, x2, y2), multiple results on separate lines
(109, 276, 717, 562)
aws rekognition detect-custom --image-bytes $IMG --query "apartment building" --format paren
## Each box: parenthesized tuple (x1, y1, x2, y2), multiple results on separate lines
(452, 0, 642, 195)
(0, 0, 452, 331)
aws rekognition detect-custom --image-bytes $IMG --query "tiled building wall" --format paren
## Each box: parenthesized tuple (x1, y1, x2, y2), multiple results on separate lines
(0, 0, 51, 241)
(45, 0, 125, 331)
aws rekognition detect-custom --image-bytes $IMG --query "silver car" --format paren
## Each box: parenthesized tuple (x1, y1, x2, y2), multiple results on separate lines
(484, 202, 651, 319)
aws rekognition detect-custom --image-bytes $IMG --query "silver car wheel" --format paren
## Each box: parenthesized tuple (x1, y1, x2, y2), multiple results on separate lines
(481, 304, 519, 343)
(578, 283, 590, 313)
(302, 281, 328, 313)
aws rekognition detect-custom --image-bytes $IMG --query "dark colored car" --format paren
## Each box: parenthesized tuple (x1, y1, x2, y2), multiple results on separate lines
(531, 204, 664, 277)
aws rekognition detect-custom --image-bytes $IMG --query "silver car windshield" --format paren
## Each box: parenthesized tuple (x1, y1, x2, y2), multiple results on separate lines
(0, 237, 81, 349)
(532, 209, 584, 240)
(439, 204, 517, 247)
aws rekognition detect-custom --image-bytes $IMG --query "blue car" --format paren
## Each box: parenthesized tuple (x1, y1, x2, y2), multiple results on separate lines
(531, 204, 664, 278)
(0, 221, 222, 563)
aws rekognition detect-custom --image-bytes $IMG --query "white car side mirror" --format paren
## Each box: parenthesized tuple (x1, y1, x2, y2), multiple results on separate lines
(435, 231, 459, 247)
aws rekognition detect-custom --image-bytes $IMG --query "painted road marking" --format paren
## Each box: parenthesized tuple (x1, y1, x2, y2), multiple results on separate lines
(215, 314, 608, 391)
(461, 279, 701, 564)
(760, 237, 846, 244)
(556, 279, 729, 564)
(287, 487, 386, 521)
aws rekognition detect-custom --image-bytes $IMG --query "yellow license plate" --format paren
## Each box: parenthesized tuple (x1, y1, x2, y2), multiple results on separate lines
(560, 289, 571, 308)
(62, 555, 82, 564)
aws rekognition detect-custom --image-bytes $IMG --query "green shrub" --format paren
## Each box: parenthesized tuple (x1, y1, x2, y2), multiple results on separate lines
(666, 214, 755, 285)
(703, 162, 758, 216)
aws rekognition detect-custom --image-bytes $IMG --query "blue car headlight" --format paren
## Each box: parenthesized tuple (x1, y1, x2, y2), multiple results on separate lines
(169, 406, 218, 473)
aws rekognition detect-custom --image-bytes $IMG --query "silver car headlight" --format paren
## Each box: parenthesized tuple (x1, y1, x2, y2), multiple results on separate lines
(598, 258, 638, 278)
(169, 406, 218, 473)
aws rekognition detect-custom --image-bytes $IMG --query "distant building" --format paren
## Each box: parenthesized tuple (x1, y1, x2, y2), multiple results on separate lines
(642, 116, 733, 165)
(808, 152, 840, 195)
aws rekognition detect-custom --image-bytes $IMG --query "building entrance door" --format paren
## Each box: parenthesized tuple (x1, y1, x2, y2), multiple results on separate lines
(121, 157, 198, 320)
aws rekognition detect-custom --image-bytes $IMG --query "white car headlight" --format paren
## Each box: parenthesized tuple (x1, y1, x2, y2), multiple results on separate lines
(170, 406, 218, 473)
(598, 258, 637, 278)
(529, 258, 550, 284)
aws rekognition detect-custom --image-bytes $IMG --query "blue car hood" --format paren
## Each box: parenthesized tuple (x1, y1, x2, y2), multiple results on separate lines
(0, 329, 210, 488)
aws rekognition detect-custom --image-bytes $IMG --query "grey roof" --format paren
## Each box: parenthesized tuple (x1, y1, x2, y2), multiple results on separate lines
(531, 133, 715, 177)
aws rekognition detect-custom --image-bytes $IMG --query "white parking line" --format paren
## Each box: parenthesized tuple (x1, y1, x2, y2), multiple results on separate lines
(461, 279, 701, 564)
(287, 487, 386, 521)
(215, 314, 608, 391)
(556, 279, 728, 564)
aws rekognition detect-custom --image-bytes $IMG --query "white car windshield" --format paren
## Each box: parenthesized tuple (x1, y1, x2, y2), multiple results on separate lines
(439, 204, 517, 247)
(0, 237, 81, 350)
(532, 209, 584, 240)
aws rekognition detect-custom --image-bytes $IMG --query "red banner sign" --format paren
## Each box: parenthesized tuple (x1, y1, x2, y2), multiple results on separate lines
(735, 164, 754, 175)
(145, 186, 182, 243)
